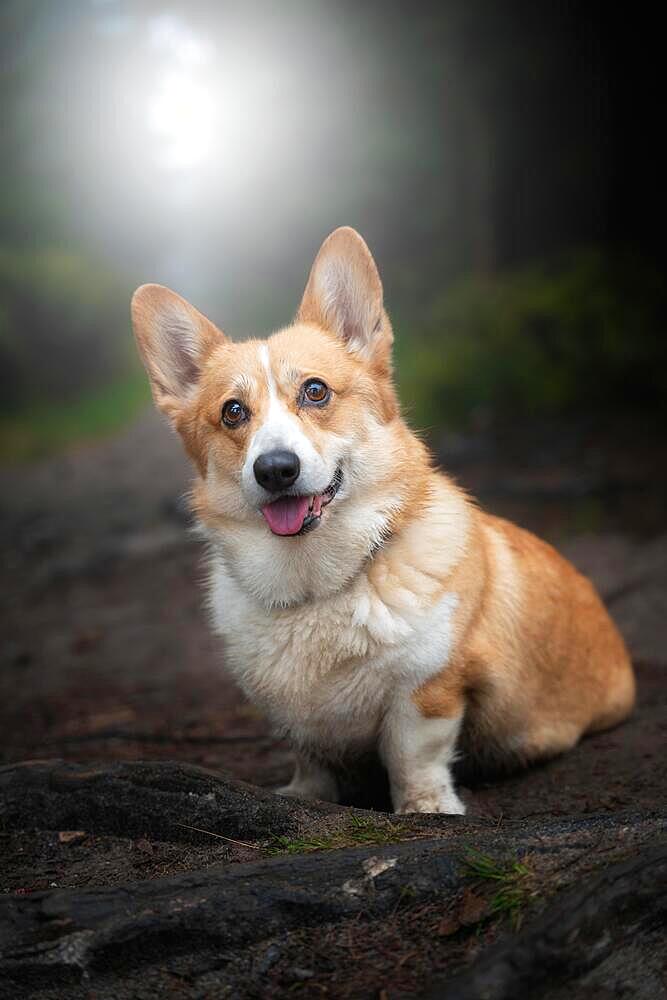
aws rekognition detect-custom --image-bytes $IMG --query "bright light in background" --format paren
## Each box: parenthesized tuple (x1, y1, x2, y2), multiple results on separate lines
(146, 15, 217, 171)
(148, 72, 216, 170)
(75, 1, 378, 325)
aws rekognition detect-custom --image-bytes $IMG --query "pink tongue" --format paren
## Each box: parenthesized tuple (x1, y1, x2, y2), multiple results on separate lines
(262, 495, 311, 536)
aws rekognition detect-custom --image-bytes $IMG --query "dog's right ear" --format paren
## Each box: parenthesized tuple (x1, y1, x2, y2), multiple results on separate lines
(131, 284, 225, 418)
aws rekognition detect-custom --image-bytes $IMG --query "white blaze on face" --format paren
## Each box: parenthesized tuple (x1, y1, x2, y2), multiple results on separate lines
(241, 345, 330, 504)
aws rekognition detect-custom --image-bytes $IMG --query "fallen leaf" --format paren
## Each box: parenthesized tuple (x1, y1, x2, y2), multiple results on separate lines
(436, 915, 461, 936)
(459, 889, 489, 926)
(58, 830, 86, 845)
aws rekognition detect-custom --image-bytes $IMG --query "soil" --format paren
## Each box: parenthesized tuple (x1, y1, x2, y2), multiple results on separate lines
(1, 408, 666, 998)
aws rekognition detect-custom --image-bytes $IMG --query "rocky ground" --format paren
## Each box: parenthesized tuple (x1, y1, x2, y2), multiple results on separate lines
(1, 409, 666, 999)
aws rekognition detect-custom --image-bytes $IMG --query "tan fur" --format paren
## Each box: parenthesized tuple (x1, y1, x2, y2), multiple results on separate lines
(131, 226, 635, 811)
(414, 512, 635, 770)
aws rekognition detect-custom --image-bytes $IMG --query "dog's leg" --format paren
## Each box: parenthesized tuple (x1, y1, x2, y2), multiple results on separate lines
(380, 697, 465, 814)
(276, 754, 340, 803)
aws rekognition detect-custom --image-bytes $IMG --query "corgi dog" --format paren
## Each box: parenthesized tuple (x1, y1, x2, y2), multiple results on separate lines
(131, 227, 635, 814)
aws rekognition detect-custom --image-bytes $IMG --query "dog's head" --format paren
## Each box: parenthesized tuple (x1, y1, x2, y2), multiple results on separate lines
(132, 228, 426, 602)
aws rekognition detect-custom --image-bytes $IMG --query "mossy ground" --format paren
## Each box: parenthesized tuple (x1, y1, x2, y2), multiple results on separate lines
(265, 816, 414, 856)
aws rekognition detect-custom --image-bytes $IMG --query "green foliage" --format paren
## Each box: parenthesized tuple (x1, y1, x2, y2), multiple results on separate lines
(0, 246, 132, 414)
(462, 847, 534, 929)
(395, 249, 665, 429)
(0, 373, 150, 462)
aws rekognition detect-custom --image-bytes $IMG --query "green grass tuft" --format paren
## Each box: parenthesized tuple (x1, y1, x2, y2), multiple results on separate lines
(462, 847, 534, 929)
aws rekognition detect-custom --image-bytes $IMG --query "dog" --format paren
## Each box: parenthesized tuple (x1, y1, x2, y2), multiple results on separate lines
(131, 226, 635, 814)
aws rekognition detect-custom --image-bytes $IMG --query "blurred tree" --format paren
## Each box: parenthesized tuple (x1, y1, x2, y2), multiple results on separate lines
(0, 0, 663, 436)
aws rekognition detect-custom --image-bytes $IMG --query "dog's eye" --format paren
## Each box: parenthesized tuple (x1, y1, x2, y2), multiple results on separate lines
(221, 399, 248, 427)
(303, 379, 330, 405)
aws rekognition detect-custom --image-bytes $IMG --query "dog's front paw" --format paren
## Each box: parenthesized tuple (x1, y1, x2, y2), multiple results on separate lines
(395, 789, 466, 815)
(275, 783, 339, 803)
(275, 783, 306, 799)
(275, 783, 330, 801)
(276, 758, 340, 803)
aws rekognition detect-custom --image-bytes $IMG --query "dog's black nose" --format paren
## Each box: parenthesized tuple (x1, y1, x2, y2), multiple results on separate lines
(254, 449, 301, 492)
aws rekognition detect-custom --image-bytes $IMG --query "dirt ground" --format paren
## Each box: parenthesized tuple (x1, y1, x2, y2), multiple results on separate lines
(1, 408, 666, 998)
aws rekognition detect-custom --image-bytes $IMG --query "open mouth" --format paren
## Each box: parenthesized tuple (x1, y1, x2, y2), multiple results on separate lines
(261, 468, 343, 537)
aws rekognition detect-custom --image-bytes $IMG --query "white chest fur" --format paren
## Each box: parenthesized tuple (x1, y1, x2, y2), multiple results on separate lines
(208, 554, 459, 757)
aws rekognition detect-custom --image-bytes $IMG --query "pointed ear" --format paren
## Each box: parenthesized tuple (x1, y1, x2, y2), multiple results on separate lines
(297, 227, 391, 361)
(131, 284, 225, 417)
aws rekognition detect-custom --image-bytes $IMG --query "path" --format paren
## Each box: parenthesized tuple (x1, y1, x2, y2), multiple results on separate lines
(1, 408, 665, 998)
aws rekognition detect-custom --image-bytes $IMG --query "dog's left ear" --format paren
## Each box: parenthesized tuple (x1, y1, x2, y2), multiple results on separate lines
(297, 227, 392, 363)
